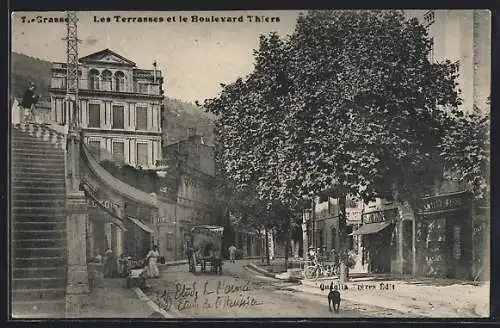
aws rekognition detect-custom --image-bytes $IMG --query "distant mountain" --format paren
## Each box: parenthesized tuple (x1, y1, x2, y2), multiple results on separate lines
(11, 52, 52, 101)
(11, 52, 217, 145)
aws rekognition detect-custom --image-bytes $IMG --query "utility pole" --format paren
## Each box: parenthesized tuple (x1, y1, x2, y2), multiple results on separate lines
(63, 11, 80, 131)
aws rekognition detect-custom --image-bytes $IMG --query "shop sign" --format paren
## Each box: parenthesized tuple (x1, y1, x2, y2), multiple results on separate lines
(417, 192, 470, 215)
(87, 198, 121, 214)
(362, 208, 398, 224)
(156, 216, 176, 224)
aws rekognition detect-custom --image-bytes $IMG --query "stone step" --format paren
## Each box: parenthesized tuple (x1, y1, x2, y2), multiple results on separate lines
(13, 266, 67, 279)
(13, 238, 66, 249)
(13, 221, 66, 230)
(12, 199, 66, 207)
(11, 192, 66, 200)
(12, 211, 66, 220)
(12, 162, 65, 170)
(12, 288, 66, 302)
(13, 277, 66, 290)
(13, 247, 67, 259)
(11, 180, 66, 188)
(14, 257, 66, 268)
(12, 143, 62, 151)
(11, 166, 66, 174)
(12, 185, 66, 193)
(11, 300, 65, 318)
(14, 229, 66, 240)
(11, 152, 65, 160)
(10, 157, 65, 165)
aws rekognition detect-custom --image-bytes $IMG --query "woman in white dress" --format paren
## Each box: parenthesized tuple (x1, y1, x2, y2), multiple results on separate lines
(145, 245, 160, 278)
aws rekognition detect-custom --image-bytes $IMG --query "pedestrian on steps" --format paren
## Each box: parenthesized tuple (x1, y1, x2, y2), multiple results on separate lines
(20, 82, 39, 123)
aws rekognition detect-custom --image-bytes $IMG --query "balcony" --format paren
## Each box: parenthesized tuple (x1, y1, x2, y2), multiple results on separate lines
(51, 77, 162, 96)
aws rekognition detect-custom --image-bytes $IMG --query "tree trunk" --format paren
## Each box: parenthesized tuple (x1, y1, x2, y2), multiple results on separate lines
(265, 226, 270, 266)
(284, 221, 290, 270)
(338, 194, 349, 284)
(258, 229, 265, 264)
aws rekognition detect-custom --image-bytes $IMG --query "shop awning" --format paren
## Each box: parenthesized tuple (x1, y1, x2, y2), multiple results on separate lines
(349, 222, 392, 235)
(128, 216, 155, 234)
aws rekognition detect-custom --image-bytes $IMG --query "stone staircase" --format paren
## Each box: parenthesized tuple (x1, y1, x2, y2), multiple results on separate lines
(11, 124, 68, 318)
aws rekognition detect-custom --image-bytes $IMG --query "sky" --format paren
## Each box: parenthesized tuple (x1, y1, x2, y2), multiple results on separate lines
(11, 11, 302, 103)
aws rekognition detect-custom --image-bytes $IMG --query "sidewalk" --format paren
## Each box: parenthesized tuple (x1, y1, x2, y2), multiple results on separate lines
(76, 278, 156, 318)
(251, 260, 490, 318)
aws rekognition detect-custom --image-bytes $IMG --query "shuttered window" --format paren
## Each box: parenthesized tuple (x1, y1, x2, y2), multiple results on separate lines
(112, 141, 125, 164)
(112, 105, 124, 129)
(88, 104, 101, 128)
(166, 233, 174, 250)
(136, 143, 148, 167)
(136, 106, 148, 130)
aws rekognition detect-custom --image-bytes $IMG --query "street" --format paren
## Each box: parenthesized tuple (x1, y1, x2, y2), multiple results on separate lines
(144, 260, 416, 318)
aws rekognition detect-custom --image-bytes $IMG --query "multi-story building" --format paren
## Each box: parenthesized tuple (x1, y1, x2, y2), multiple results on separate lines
(49, 48, 164, 169)
(406, 9, 491, 114)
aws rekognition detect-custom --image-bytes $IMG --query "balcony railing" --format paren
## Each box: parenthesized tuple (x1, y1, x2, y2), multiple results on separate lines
(51, 77, 162, 96)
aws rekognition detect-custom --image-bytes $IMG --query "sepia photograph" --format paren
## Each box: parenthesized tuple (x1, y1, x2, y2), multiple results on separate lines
(9, 9, 491, 319)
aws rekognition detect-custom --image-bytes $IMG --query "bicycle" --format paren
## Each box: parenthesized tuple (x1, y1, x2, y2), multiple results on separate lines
(304, 259, 338, 280)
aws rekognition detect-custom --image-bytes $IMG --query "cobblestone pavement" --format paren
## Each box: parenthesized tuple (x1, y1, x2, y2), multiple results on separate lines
(144, 260, 419, 318)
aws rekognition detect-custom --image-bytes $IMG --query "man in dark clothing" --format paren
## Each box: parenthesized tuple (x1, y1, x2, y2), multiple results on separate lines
(20, 82, 39, 122)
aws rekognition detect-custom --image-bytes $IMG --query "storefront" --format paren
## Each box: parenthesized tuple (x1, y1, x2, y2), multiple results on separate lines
(415, 191, 473, 279)
(81, 183, 127, 260)
(123, 200, 155, 259)
(351, 208, 398, 274)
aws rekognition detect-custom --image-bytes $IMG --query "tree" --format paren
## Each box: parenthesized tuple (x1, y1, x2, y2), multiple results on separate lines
(438, 108, 490, 201)
(203, 10, 460, 283)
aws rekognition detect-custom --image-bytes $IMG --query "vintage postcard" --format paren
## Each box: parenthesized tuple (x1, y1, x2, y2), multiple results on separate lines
(10, 10, 491, 319)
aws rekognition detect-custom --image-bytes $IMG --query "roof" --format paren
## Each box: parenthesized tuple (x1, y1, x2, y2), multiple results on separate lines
(349, 222, 392, 236)
(79, 48, 136, 66)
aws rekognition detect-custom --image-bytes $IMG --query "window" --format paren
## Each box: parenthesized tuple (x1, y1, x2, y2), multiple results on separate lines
(88, 140, 101, 160)
(424, 10, 435, 26)
(115, 71, 125, 91)
(428, 37, 434, 63)
(101, 70, 112, 91)
(112, 141, 125, 164)
(88, 103, 101, 128)
(112, 105, 124, 129)
(166, 232, 174, 250)
(136, 106, 148, 130)
(137, 83, 148, 94)
(88, 69, 100, 90)
(136, 143, 149, 167)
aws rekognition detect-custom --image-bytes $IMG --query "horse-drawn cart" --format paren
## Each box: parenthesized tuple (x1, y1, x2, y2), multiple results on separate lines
(187, 225, 224, 275)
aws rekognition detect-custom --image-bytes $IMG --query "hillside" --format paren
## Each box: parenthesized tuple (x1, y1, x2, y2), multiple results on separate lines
(11, 52, 216, 145)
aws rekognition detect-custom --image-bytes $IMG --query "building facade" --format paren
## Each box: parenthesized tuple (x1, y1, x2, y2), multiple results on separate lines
(406, 9, 491, 114)
(406, 9, 491, 280)
(49, 48, 164, 169)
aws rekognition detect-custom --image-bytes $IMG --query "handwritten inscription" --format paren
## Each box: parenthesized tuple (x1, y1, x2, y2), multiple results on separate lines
(153, 280, 264, 312)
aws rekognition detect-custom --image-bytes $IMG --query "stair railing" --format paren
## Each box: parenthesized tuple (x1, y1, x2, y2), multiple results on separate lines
(15, 121, 67, 150)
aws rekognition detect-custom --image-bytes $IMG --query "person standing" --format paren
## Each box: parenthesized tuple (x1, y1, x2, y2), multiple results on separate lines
(145, 245, 160, 278)
(20, 82, 39, 123)
(228, 244, 237, 263)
